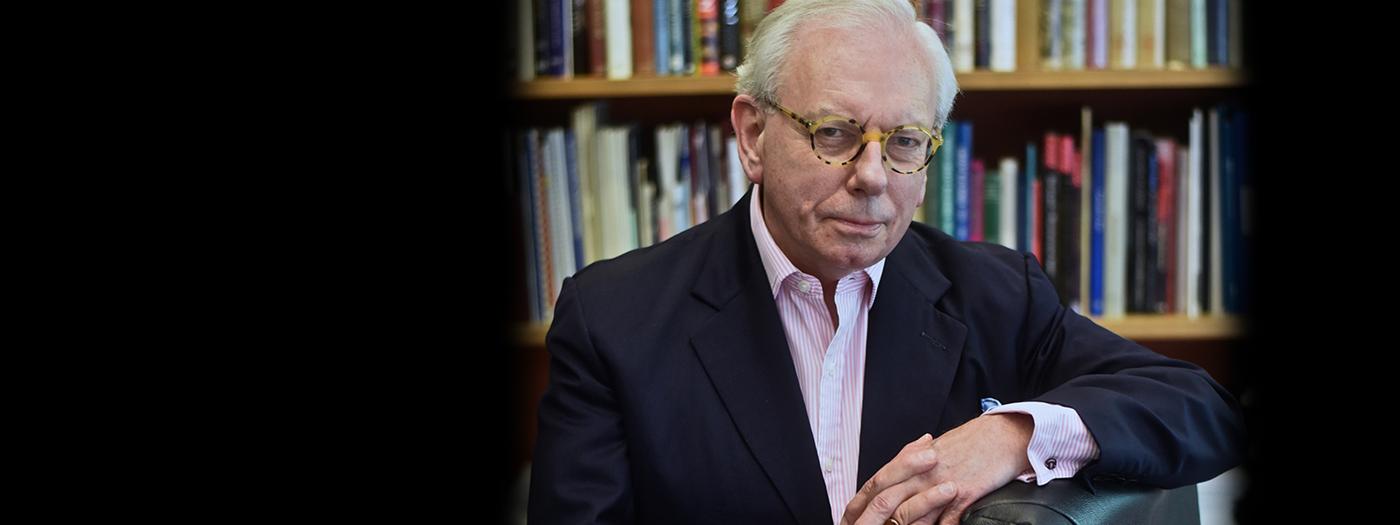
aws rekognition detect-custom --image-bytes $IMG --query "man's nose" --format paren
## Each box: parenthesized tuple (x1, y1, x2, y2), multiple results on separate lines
(850, 130, 890, 194)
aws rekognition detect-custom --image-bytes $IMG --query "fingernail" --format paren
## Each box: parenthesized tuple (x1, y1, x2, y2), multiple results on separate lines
(939, 482, 956, 496)
(921, 433, 933, 442)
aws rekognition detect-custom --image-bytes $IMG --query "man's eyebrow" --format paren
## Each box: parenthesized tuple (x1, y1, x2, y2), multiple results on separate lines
(815, 105, 925, 127)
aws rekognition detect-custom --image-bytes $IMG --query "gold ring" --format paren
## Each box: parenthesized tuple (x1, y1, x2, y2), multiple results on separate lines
(885, 518, 901, 525)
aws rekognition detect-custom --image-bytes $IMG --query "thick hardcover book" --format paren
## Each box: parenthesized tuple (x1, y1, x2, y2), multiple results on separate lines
(719, 0, 740, 72)
(1157, 139, 1178, 313)
(1128, 131, 1152, 312)
(655, 0, 671, 75)
(1144, 137, 1161, 312)
(1090, 129, 1106, 316)
(1043, 133, 1062, 288)
(698, 0, 720, 75)
(975, 0, 990, 69)
(632, 0, 656, 75)
(1061, 136, 1082, 310)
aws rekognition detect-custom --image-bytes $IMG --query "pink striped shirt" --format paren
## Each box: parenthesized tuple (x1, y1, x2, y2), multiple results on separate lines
(748, 188, 1098, 524)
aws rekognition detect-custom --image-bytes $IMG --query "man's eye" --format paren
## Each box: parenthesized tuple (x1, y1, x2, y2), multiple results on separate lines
(818, 127, 850, 138)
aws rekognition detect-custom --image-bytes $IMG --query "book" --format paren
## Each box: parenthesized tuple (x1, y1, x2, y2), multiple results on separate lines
(719, 0, 740, 72)
(955, 121, 973, 240)
(999, 157, 1019, 250)
(990, 0, 1016, 72)
(632, 0, 656, 75)
(1090, 129, 1106, 316)
(605, 0, 633, 79)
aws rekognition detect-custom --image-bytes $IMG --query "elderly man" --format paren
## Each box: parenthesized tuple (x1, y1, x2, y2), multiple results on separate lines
(528, 1, 1244, 524)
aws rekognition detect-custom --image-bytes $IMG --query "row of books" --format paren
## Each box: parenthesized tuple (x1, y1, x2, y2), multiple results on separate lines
(1027, 0, 1241, 71)
(917, 106, 1250, 319)
(513, 104, 747, 321)
(511, 103, 1250, 323)
(512, 0, 1241, 82)
(514, 0, 773, 81)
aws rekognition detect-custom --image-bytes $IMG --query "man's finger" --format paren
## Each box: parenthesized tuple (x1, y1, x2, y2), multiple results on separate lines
(843, 434, 937, 524)
(891, 481, 958, 525)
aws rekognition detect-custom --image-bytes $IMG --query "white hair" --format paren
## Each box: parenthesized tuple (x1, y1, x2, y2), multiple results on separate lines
(735, 0, 960, 130)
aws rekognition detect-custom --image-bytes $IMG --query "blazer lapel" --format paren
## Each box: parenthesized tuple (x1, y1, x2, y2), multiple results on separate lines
(690, 190, 831, 524)
(858, 234, 967, 486)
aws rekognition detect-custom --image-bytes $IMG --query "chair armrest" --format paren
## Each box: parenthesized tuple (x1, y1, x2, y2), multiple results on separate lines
(961, 478, 1200, 525)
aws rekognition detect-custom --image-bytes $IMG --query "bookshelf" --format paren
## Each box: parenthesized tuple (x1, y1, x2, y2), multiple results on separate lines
(514, 69, 1247, 99)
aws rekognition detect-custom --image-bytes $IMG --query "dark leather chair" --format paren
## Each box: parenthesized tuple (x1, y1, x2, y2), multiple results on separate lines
(962, 478, 1200, 525)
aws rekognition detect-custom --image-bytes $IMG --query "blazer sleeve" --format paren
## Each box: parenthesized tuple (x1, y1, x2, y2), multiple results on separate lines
(1016, 253, 1246, 488)
(528, 276, 635, 524)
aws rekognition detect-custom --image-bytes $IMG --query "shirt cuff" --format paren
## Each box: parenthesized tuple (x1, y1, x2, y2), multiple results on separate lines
(985, 401, 1100, 486)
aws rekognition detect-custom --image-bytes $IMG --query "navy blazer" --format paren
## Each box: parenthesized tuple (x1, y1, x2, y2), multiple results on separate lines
(529, 189, 1244, 524)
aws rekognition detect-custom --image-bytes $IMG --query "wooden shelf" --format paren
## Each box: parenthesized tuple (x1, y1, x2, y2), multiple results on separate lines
(512, 69, 1247, 99)
(515, 314, 1242, 346)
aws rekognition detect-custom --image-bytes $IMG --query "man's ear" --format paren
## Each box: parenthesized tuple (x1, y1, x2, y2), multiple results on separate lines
(730, 94, 766, 186)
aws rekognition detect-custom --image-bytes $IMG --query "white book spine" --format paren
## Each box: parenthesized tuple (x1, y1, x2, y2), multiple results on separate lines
(1104, 123, 1128, 319)
(1186, 109, 1203, 318)
(639, 178, 656, 247)
(656, 126, 677, 241)
(571, 104, 597, 266)
(1092, 0, 1108, 68)
(1153, 0, 1166, 69)
(999, 157, 1019, 250)
(1190, 0, 1206, 68)
(1045, 0, 1062, 70)
(605, 0, 633, 80)
(955, 0, 975, 72)
(1069, 0, 1086, 70)
(1120, 0, 1137, 69)
(546, 130, 576, 301)
(990, 0, 1016, 72)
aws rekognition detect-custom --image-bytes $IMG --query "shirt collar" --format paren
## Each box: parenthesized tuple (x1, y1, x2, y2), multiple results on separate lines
(748, 185, 886, 300)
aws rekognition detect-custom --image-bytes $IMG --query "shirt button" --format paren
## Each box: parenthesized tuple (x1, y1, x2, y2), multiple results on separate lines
(798, 281, 811, 293)
(1045, 458, 1057, 470)
(824, 459, 834, 473)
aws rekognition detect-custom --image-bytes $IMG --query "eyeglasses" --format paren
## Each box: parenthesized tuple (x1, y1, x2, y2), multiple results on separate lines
(770, 101, 943, 175)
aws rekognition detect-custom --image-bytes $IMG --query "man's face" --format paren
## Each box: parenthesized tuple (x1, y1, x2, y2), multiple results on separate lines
(756, 23, 934, 282)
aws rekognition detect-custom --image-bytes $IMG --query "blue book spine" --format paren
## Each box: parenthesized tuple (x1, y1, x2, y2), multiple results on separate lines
(549, 0, 566, 75)
(1019, 142, 1035, 254)
(655, 0, 670, 75)
(1235, 110, 1251, 314)
(1213, 0, 1228, 65)
(521, 130, 543, 321)
(1090, 129, 1106, 317)
(565, 129, 584, 272)
(1221, 109, 1239, 313)
(955, 121, 973, 240)
(680, 0, 693, 74)
(668, 0, 684, 74)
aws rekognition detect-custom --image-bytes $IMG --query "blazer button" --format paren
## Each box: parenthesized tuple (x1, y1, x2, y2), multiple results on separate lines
(1045, 458, 1057, 470)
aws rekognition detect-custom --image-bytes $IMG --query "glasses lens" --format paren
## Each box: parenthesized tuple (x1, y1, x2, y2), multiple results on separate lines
(811, 118, 863, 163)
(886, 128, 934, 172)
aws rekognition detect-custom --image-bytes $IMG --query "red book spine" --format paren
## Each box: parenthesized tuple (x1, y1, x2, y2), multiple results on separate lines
(587, 0, 606, 76)
(1157, 139, 1178, 312)
(698, 0, 720, 75)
